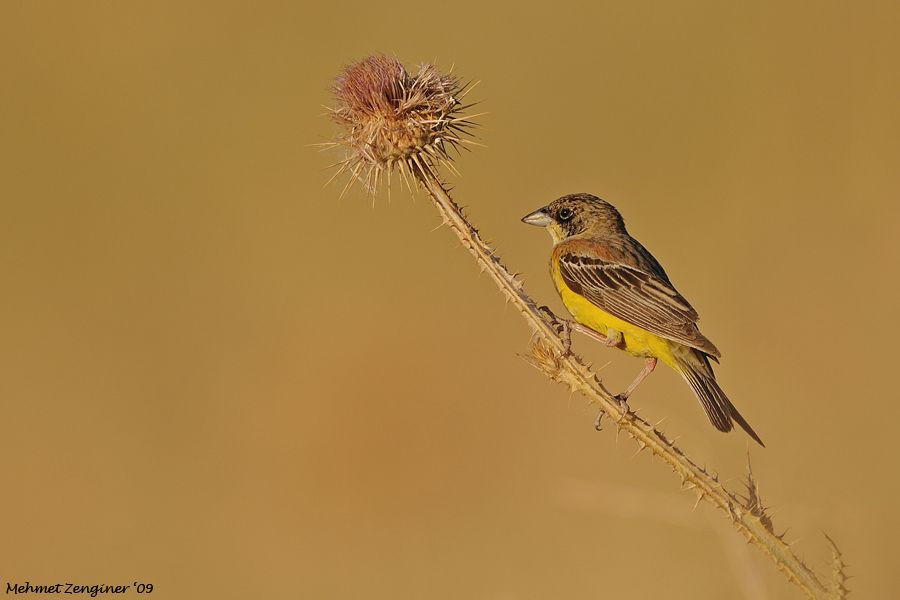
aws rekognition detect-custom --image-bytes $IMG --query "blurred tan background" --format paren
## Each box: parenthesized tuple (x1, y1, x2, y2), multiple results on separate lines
(2, 2, 898, 598)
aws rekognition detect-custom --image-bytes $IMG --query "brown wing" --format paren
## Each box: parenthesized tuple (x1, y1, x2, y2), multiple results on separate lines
(558, 252, 721, 357)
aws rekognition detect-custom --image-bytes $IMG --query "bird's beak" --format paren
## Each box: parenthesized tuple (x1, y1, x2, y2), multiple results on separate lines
(521, 208, 552, 227)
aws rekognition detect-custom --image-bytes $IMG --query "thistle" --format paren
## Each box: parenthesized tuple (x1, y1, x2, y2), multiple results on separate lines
(321, 55, 848, 599)
(325, 55, 479, 197)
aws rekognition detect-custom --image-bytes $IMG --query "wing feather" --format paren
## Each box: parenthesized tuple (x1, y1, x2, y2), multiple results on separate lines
(558, 253, 721, 357)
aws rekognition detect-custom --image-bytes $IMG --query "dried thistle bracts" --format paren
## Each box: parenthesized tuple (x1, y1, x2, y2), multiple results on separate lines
(324, 55, 480, 197)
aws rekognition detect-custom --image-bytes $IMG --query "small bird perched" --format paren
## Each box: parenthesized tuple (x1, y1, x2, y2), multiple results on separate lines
(522, 193, 763, 446)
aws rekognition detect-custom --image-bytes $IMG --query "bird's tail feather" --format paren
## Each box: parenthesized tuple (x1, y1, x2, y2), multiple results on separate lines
(675, 354, 765, 447)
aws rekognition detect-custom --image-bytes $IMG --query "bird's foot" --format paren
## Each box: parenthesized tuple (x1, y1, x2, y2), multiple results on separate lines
(559, 320, 573, 356)
(613, 394, 631, 422)
(594, 410, 604, 431)
(538, 305, 574, 356)
(537, 305, 558, 324)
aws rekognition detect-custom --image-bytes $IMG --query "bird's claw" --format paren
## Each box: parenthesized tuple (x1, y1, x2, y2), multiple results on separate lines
(537, 305, 573, 356)
(594, 398, 629, 431)
(537, 304, 556, 321)
(613, 394, 631, 422)
(559, 320, 573, 356)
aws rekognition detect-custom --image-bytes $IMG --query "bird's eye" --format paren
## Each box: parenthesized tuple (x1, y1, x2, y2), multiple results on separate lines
(558, 208, 574, 221)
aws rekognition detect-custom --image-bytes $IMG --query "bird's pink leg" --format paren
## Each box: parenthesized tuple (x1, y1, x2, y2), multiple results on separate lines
(559, 319, 623, 355)
(570, 322, 622, 347)
(601, 357, 657, 427)
(535, 306, 621, 352)
(565, 322, 629, 428)
(535, 306, 641, 429)
(617, 357, 658, 401)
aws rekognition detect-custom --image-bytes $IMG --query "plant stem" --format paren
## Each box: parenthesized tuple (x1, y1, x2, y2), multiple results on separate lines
(418, 169, 833, 599)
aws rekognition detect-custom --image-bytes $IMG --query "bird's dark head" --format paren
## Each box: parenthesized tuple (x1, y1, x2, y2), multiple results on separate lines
(521, 193, 625, 243)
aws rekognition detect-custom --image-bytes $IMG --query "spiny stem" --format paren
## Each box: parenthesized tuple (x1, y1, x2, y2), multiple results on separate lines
(416, 169, 833, 599)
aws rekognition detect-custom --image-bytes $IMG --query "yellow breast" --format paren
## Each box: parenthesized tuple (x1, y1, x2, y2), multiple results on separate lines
(551, 262, 679, 367)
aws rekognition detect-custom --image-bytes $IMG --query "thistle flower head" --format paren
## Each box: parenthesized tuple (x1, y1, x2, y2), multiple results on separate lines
(324, 55, 479, 197)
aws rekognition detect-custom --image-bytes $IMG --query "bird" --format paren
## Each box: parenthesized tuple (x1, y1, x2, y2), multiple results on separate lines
(522, 193, 763, 446)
